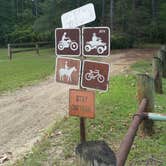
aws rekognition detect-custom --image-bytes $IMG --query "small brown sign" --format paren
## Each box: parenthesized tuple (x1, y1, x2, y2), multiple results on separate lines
(55, 57, 81, 85)
(82, 27, 110, 56)
(81, 60, 110, 91)
(69, 89, 95, 118)
(55, 28, 81, 56)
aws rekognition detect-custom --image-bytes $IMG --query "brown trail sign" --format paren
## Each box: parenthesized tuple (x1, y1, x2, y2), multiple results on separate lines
(81, 60, 110, 91)
(55, 57, 81, 86)
(69, 89, 95, 118)
(82, 27, 110, 57)
(55, 28, 81, 56)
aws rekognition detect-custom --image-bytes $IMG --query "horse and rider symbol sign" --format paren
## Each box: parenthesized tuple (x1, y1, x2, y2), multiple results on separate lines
(55, 57, 81, 85)
(55, 28, 81, 56)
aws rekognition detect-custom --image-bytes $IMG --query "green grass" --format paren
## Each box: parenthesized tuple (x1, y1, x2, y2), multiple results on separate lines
(15, 75, 166, 166)
(131, 60, 152, 74)
(0, 48, 55, 93)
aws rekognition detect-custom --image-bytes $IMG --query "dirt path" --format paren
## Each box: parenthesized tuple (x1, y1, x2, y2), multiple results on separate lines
(0, 48, 157, 165)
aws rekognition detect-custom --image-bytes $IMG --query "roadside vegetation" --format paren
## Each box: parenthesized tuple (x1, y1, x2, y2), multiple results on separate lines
(0, 48, 55, 93)
(15, 60, 166, 166)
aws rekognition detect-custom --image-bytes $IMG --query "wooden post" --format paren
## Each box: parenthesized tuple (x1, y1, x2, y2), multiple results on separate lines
(76, 141, 116, 166)
(152, 57, 163, 94)
(8, 44, 12, 60)
(157, 50, 166, 78)
(137, 74, 154, 136)
(36, 43, 39, 55)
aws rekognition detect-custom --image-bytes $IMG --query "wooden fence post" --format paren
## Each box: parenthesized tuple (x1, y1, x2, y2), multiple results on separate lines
(8, 44, 12, 60)
(157, 50, 166, 78)
(36, 43, 39, 55)
(137, 74, 154, 136)
(152, 57, 163, 94)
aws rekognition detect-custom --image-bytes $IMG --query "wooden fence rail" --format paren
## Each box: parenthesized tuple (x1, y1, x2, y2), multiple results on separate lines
(7, 41, 53, 60)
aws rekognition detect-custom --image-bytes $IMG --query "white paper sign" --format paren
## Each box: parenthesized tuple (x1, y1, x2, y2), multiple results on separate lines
(61, 3, 96, 28)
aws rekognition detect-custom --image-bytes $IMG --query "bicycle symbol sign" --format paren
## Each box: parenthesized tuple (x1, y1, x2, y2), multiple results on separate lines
(55, 28, 81, 56)
(81, 60, 110, 91)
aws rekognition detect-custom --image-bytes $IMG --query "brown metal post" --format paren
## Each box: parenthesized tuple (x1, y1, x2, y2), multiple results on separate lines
(117, 98, 148, 166)
(137, 74, 154, 136)
(152, 57, 163, 94)
(80, 117, 86, 142)
(79, 26, 86, 142)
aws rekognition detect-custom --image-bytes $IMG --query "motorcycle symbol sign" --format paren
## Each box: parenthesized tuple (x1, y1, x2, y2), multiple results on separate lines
(58, 32, 78, 51)
(55, 28, 81, 56)
(82, 27, 110, 57)
(55, 57, 81, 85)
(81, 60, 110, 91)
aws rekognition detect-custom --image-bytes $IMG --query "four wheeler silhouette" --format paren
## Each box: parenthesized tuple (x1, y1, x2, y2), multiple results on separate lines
(58, 33, 78, 51)
(84, 34, 107, 54)
(85, 70, 105, 83)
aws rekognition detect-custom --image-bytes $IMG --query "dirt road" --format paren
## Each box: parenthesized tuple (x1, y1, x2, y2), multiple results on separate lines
(0, 48, 157, 164)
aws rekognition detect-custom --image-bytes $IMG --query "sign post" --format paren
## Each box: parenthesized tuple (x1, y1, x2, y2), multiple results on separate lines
(69, 89, 95, 143)
(82, 27, 110, 57)
(55, 3, 111, 144)
(81, 60, 110, 91)
(55, 57, 81, 86)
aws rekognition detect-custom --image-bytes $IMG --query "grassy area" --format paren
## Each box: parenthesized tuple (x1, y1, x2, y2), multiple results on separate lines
(131, 60, 152, 74)
(15, 73, 166, 166)
(0, 48, 55, 93)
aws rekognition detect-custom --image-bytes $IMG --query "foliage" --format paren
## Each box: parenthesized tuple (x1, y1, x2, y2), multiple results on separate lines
(0, 0, 166, 47)
(111, 33, 134, 49)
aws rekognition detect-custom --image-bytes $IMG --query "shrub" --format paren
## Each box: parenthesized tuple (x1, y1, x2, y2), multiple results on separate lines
(111, 33, 134, 49)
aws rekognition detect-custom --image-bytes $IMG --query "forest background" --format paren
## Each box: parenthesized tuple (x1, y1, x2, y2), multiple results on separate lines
(0, 0, 165, 48)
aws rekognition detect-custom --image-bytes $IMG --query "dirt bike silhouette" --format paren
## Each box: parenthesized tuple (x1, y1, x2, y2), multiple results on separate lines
(85, 70, 105, 83)
(58, 33, 78, 51)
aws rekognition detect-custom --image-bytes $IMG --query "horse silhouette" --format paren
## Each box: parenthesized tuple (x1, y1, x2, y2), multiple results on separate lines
(59, 66, 77, 82)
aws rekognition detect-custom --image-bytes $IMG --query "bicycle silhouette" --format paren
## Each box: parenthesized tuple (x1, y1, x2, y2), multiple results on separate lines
(85, 70, 105, 83)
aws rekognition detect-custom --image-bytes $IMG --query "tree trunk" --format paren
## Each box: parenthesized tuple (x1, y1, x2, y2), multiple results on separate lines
(110, 0, 114, 30)
(101, 0, 105, 25)
(77, 0, 80, 7)
(152, 0, 157, 19)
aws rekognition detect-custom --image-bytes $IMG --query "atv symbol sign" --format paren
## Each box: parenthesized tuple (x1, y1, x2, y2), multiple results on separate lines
(55, 28, 81, 56)
(81, 60, 110, 91)
(55, 57, 81, 85)
(82, 27, 110, 56)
